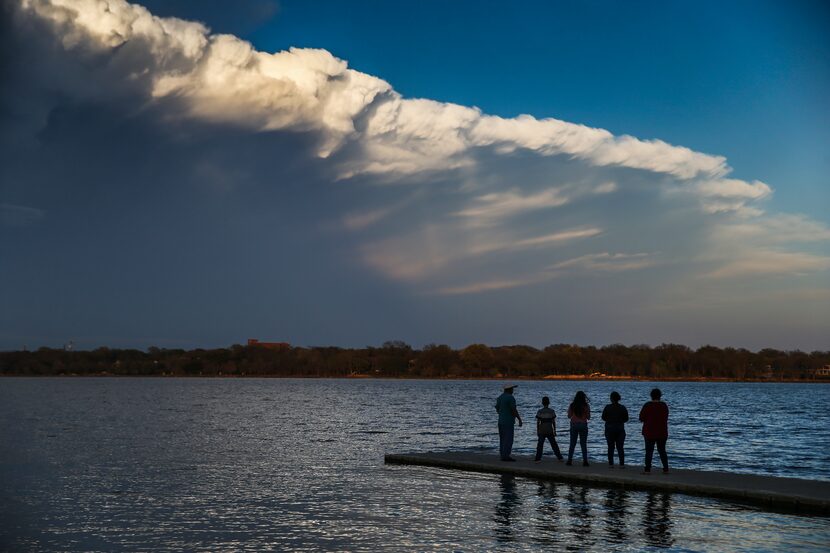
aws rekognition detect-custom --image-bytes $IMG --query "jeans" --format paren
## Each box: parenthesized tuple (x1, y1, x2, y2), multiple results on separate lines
(568, 422, 588, 462)
(498, 422, 515, 460)
(535, 433, 563, 461)
(644, 438, 668, 471)
(605, 423, 625, 465)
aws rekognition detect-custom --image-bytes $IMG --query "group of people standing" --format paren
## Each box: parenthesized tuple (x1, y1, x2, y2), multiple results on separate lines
(495, 384, 670, 474)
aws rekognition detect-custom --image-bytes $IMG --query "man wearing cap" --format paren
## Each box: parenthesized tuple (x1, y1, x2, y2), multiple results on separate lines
(495, 384, 523, 461)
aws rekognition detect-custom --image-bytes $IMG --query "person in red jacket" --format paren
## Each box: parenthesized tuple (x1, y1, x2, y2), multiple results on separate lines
(639, 388, 669, 474)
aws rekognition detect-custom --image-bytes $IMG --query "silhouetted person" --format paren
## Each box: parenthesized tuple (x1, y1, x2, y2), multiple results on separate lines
(534, 396, 564, 463)
(495, 384, 523, 461)
(566, 391, 590, 466)
(639, 388, 669, 473)
(601, 391, 629, 468)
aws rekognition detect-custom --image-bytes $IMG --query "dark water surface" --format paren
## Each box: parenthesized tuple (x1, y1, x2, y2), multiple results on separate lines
(1, 378, 829, 551)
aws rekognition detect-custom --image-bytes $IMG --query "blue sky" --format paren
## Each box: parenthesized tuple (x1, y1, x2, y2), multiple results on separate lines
(1, 0, 828, 351)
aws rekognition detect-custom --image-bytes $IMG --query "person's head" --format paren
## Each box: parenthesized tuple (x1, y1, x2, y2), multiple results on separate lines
(542, 396, 550, 406)
(650, 388, 662, 400)
(504, 384, 516, 394)
(610, 391, 621, 403)
(573, 391, 587, 404)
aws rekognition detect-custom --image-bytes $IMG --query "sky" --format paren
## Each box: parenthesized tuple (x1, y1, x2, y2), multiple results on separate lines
(1, 0, 828, 352)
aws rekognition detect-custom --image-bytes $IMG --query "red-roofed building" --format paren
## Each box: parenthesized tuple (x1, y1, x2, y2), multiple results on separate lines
(247, 339, 290, 351)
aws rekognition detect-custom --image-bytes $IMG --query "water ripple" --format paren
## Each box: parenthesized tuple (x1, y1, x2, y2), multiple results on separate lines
(1, 378, 829, 551)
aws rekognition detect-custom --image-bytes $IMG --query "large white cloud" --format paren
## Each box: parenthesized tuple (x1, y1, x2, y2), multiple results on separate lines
(20, 0, 760, 189)
(10, 0, 830, 304)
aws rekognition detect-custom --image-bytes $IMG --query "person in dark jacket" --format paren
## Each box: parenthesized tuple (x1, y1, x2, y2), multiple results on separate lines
(534, 396, 564, 463)
(639, 388, 669, 474)
(601, 391, 629, 468)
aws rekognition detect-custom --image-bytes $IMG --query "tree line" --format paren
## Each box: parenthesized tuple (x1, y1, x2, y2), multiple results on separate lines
(1, 342, 828, 380)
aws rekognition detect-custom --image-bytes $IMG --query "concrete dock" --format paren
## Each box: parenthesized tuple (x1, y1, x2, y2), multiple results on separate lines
(385, 451, 830, 515)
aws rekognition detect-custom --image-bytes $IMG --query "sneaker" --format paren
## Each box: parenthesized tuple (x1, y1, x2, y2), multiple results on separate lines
(557, 457, 564, 462)
(641, 469, 651, 475)
(505, 457, 517, 462)
(534, 459, 542, 464)
(565, 460, 572, 466)
(583, 461, 590, 467)
(663, 468, 670, 474)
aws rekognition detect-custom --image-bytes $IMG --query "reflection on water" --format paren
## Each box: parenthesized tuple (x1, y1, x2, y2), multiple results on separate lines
(491, 478, 681, 550)
(534, 481, 559, 546)
(643, 492, 675, 548)
(604, 489, 629, 544)
(493, 475, 520, 542)
(2, 378, 830, 552)
(566, 485, 596, 549)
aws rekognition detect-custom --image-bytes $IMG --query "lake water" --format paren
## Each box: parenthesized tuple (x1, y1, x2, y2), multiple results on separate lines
(1, 378, 829, 551)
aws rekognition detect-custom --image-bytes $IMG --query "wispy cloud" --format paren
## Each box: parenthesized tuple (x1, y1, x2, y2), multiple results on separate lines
(713, 213, 830, 244)
(593, 181, 617, 195)
(454, 188, 570, 223)
(434, 274, 553, 295)
(510, 228, 603, 250)
(433, 251, 655, 295)
(704, 250, 830, 279)
(548, 252, 656, 272)
(343, 205, 399, 230)
(0, 203, 44, 226)
(698, 214, 830, 279)
(363, 226, 601, 282)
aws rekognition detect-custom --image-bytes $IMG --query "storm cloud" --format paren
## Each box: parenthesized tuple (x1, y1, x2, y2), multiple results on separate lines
(1, 0, 828, 350)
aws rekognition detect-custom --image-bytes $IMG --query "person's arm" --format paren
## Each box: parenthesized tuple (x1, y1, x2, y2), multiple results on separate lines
(601, 405, 609, 422)
(512, 406, 523, 427)
(622, 405, 629, 423)
(639, 404, 646, 422)
(586, 405, 591, 420)
(511, 398, 522, 426)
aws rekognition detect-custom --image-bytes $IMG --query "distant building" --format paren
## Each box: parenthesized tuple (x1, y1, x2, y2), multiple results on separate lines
(761, 365, 774, 379)
(247, 339, 290, 351)
(815, 366, 830, 378)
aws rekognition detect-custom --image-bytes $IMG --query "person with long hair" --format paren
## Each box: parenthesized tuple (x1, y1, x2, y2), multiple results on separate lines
(601, 391, 629, 468)
(566, 391, 590, 466)
(639, 388, 669, 474)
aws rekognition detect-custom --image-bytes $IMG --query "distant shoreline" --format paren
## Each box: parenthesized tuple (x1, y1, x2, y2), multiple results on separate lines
(4, 344, 827, 381)
(2, 374, 827, 383)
